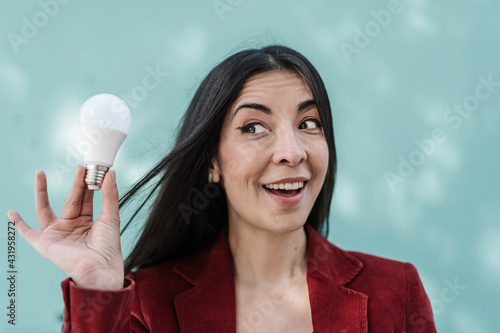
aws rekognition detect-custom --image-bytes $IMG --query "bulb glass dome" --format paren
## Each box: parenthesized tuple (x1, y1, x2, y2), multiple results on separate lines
(79, 93, 132, 133)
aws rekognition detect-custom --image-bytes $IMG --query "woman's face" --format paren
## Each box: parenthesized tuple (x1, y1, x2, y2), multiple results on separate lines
(212, 70, 329, 234)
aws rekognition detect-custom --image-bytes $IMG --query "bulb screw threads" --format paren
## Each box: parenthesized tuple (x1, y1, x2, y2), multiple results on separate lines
(84, 164, 110, 191)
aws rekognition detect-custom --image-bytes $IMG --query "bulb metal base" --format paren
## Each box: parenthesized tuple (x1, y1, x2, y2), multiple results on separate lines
(85, 164, 109, 191)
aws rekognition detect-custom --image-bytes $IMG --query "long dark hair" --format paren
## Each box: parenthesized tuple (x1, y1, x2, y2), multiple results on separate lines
(119, 45, 337, 274)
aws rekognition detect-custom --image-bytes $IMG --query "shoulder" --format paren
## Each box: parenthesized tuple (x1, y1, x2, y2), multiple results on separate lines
(333, 247, 424, 296)
(308, 227, 436, 331)
(340, 249, 435, 331)
(308, 225, 432, 310)
(349, 250, 417, 282)
(307, 225, 418, 288)
(308, 225, 421, 289)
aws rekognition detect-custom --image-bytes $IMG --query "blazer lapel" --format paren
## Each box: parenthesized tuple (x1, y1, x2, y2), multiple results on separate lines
(305, 224, 368, 332)
(172, 227, 236, 333)
(172, 224, 368, 333)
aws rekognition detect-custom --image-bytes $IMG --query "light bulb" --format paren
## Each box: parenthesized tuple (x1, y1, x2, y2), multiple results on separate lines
(79, 93, 131, 191)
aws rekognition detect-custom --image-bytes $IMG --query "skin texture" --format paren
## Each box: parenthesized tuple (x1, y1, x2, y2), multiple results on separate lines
(7, 166, 124, 290)
(210, 70, 329, 332)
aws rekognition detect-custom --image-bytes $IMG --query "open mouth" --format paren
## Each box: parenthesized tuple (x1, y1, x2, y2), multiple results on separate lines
(263, 181, 307, 197)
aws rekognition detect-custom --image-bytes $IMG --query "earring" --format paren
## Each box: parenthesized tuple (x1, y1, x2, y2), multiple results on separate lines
(208, 171, 213, 183)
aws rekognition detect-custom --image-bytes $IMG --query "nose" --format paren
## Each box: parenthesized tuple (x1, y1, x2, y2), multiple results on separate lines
(271, 128, 307, 166)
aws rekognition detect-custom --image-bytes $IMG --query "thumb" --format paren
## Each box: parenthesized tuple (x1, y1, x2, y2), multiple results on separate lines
(99, 170, 120, 224)
(7, 210, 40, 250)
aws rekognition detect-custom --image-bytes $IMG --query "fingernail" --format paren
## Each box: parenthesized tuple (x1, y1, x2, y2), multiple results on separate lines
(110, 171, 116, 185)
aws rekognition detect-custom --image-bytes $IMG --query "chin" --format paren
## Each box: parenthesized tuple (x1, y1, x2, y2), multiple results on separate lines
(264, 216, 307, 234)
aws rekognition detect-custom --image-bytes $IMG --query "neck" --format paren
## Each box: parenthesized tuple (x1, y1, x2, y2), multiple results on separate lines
(228, 220, 308, 287)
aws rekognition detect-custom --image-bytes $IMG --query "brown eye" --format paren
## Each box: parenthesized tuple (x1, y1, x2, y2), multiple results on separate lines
(239, 122, 267, 134)
(300, 119, 322, 130)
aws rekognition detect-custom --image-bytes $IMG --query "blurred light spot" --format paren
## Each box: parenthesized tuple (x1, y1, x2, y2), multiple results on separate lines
(48, 97, 84, 190)
(388, 185, 423, 230)
(435, 139, 461, 171)
(477, 228, 500, 277)
(358, 55, 394, 94)
(332, 176, 360, 219)
(52, 98, 82, 152)
(376, 74, 394, 94)
(0, 64, 27, 100)
(407, 12, 436, 35)
(314, 28, 337, 51)
(452, 309, 482, 333)
(414, 166, 444, 203)
(169, 26, 209, 66)
(421, 101, 450, 126)
(422, 224, 458, 264)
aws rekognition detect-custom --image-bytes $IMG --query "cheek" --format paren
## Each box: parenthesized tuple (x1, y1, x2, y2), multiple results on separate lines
(310, 139, 329, 177)
(219, 140, 262, 185)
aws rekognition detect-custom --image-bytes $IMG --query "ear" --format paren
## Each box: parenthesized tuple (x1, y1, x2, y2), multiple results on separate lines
(209, 156, 222, 183)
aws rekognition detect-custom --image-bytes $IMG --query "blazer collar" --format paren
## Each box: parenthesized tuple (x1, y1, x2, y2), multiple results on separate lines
(172, 224, 368, 332)
(304, 224, 368, 332)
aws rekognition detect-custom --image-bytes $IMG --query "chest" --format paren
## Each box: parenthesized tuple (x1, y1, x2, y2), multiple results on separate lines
(235, 281, 314, 333)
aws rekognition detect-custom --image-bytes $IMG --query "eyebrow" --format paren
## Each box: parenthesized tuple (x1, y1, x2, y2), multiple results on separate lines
(231, 99, 317, 121)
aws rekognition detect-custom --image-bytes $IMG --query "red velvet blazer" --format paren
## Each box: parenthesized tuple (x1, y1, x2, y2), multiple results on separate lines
(61, 224, 436, 332)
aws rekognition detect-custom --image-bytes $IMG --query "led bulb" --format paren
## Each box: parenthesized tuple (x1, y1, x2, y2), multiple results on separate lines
(79, 93, 131, 191)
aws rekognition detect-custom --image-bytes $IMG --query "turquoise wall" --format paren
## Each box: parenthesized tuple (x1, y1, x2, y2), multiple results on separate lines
(1, 1, 499, 331)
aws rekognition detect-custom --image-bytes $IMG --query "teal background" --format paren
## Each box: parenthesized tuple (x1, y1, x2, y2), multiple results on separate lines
(1, 0, 499, 331)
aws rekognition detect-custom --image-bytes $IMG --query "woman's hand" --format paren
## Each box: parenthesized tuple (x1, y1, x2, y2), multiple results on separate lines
(7, 165, 124, 290)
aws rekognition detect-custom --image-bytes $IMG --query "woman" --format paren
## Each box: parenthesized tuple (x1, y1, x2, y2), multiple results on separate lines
(7, 45, 436, 332)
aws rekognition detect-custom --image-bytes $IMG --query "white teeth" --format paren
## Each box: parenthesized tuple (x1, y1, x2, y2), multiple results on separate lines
(264, 181, 304, 190)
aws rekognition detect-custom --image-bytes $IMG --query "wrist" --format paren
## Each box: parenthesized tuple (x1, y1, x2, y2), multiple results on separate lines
(72, 274, 125, 290)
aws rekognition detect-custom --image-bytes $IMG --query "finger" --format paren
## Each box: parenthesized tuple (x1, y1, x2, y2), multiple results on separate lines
(34, 170, 57, 229)
(60, 165, 87, 220)
(7, 210, 41, 250)
(80, 186, 94, 217)
(98, 170, 120, 226)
